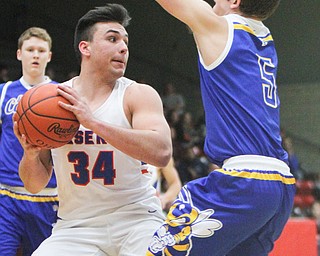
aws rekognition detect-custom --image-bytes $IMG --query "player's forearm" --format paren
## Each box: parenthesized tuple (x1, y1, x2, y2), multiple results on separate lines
(91, 119, 172, 167)
(160, 180, 181, 209)
(163, 184, 181, 203)
(164, 175, 182, 200)
(19, 154, 51, 194)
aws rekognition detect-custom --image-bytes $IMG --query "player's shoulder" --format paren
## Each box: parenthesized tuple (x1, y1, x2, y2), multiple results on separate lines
(125, 79, 159, 97)
(0, 80, 17, 94)
(123, 77, 162, 105)
(118, 76, 134, 85)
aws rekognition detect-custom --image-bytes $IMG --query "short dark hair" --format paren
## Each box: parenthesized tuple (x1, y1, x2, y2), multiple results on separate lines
(239, 0, 280, 20)
(73, 3, 131, 63)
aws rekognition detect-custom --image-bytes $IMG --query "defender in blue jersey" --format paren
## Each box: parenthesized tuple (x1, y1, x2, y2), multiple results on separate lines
(147, 1, 296, 255)
(0, 27, 58, 256)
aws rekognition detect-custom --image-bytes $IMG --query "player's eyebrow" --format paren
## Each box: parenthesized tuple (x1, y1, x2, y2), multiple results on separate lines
(106, 29, 128, 38)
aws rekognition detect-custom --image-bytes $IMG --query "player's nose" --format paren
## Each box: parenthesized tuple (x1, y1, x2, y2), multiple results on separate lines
(119, 41, 128, 54)
(33, 50, 40, 58)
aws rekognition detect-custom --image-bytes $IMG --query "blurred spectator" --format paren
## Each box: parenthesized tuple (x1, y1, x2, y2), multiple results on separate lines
(164, 107, 211, 185)
(311, 200, 320, 234)
(194, 114, 206, 140)
(45, 66, 56, 80)
(161, 82, 185, 115)
(181, 111, 199, 144)
(0, 62, 9, 83)
(165, 109, 180, 128)
(282, 136, 304, 180)
(292, 179, 315, 217)
(149, 157, 182, 212)
(311, 200, 320, 254)
(176, 143, 210, 184)
(165, 109, 184, 161)
(312, 173, 320, 202)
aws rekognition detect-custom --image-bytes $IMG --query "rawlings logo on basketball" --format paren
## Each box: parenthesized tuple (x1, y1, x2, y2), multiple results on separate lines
(47, 123, 79, 138)
(15, 83, 80, 149)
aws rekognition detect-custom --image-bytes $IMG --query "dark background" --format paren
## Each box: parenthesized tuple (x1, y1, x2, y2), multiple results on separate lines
(1, 0, 319, 86)
(1, 1, 320, 173)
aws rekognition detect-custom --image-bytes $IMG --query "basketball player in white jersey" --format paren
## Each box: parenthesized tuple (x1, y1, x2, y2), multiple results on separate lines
(14, 4, 172, 256)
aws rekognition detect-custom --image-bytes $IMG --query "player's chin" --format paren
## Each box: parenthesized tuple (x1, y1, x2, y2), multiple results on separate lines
(29, 69, 44, 77)
(112, 68, 126, 78)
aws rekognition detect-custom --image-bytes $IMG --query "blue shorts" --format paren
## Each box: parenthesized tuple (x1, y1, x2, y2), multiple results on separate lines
(0, 185, 58, 256)
(147, 166, 296, 256)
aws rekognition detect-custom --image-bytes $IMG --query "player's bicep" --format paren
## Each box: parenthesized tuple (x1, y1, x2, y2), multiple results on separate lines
(127, 84, 168, 133)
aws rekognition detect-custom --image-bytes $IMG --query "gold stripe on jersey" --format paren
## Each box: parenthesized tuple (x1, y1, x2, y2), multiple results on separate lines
(234, 24, 273, 43)
(215, 168, 296, 185)
(0, 189, 59, 202)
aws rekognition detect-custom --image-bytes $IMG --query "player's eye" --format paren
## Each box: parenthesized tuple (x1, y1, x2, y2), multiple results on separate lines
(108, 36, 116, 42)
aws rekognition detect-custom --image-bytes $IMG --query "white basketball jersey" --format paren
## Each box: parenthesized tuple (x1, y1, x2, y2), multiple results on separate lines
(51, 77, 156, 220)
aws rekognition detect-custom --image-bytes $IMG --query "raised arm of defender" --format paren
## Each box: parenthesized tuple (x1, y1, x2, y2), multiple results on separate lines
(155, 0, 231, 66)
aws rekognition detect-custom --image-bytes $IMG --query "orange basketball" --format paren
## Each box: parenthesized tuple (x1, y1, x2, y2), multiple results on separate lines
(14, 83, 80, 149)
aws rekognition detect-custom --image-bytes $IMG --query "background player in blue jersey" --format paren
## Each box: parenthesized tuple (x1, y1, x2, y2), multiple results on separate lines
(146, 1, 296, 255)
(0, 27, 58, 256)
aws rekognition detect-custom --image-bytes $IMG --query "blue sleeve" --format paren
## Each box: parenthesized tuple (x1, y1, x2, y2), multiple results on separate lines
(0, 83, 5, 94)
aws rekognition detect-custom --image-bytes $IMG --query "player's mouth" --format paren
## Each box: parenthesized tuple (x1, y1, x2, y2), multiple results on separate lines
(112, 59, 126, 67)
(113, 58, 125, 63)
(31, 62, 40, 67)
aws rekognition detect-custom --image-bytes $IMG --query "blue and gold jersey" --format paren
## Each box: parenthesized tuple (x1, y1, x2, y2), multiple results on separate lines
(198, 14, 288, 167)
(0, 77, 57, 187)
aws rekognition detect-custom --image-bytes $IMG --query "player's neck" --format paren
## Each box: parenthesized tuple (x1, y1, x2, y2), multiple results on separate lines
(22, 74, 48, 87)
(77, 71, 118, 90)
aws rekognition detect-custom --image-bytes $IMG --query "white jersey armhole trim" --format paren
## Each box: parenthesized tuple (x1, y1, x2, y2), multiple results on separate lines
(120, 77, 135, 128)
(199, 16, 234, 71)
(0, 81, 13, 119)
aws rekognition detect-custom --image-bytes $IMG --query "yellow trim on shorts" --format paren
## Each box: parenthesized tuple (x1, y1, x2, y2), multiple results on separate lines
(215, 168, 296, 185)
(0, 189, 59, 202)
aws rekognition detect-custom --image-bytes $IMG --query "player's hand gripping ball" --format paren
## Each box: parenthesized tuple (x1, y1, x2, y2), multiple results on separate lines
(14, 83, 80, 149)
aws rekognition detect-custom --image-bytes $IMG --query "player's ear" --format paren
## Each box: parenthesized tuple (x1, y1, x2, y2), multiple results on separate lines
(79, 41, 91, 57)
(231, 0, 241, 8)
(17, 49, 22, 61)
(47, 51, 52, 63)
